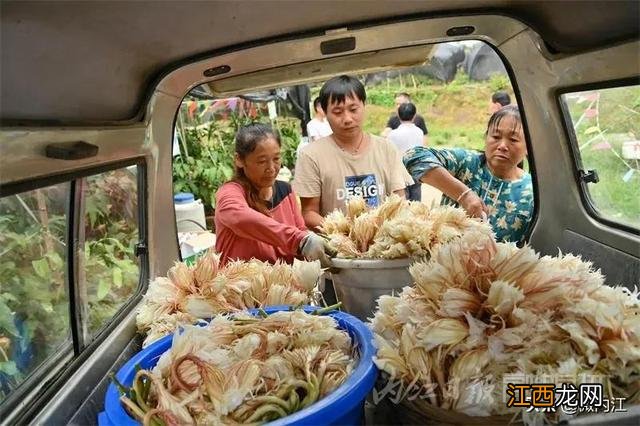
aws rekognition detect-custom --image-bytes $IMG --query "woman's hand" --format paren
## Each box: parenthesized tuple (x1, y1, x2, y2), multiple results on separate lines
(459, 190, 488, 220)
(299, 232, 332, 267)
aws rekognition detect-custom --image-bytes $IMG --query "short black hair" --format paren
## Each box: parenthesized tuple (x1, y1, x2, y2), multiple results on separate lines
(313, 97, 322, 110)
(319, 75, 366, 112)
(486, 104, 521, 136)
(491, 91, 511, 107)
(397, 102, 416, 121)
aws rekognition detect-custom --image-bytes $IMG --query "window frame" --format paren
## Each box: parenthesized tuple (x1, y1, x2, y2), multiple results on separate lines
(556, 77, 640, 236)
(0, 157, 149, 417)
(172, 40, 539, 244)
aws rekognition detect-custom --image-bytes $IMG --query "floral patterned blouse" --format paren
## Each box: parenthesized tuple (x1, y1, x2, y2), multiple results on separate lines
(403, 147, 533, 242)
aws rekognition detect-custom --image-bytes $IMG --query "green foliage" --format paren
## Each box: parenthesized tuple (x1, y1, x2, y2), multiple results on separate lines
(0, 170, 139, 402)
(488, 74, 511, 92)
(173, 109, 257, 210)
(276, 118, 301, 170)
(363, 73, 496, 151)
(563, 86, 640, 228)
(449, 70, 471, 86)
(172, 102, 302, 211)
(366, 90, 396, 108)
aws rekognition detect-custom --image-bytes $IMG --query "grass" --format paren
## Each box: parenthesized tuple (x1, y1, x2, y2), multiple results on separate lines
(362, 73, 507, 151)
(561, 86, 640, 228)
(582, 138, 639, 228)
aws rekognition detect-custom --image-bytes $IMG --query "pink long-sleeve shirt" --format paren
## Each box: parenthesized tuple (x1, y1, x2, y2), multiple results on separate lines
(214, 181, 307, 265)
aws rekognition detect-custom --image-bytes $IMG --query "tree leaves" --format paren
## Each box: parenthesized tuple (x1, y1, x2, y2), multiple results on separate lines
(31, 259, 50, 279)
(0, 300, 19, 337)
(97, 279, 110, 300)
(0, 361, 19, 376)
(113, 268, 123, 288)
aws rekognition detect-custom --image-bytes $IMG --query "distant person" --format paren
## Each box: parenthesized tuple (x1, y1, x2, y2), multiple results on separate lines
(215, 123, 332, 266)
(297, 97, 334, 157)
(306, 97, 333, 142)
(404, 105, 532, 243)
(293, 75, 413, 230)
(382, 92, 428, 137)
(489, 91, 511, 114)
(387, 102, 424, 202)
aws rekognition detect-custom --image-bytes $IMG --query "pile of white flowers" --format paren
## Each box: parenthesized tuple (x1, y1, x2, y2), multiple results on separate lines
(136, 250, 323, 346)
(371, 229, 640, 423)
(321, 195, 493, 259)
(123, 310, 355, 424)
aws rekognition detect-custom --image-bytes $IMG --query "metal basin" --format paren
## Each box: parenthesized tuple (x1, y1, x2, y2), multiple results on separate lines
(329, 257, 414, 321)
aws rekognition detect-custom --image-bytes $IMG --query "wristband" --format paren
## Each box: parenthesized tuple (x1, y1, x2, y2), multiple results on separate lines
(456, 188, 472, 203)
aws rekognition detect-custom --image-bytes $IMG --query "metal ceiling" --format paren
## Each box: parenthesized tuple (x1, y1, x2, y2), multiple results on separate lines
(1, 0, 638, 122)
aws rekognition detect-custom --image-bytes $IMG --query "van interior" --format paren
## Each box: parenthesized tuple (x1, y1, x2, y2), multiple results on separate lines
(1, 1, 638, 424)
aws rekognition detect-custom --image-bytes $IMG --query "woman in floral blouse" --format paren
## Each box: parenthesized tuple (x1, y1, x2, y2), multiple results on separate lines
(403, 105, 533, 242)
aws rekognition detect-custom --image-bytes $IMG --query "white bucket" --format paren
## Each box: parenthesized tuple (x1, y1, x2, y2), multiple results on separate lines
(329, 257, 414, 321)
(174, 192, 207, 233)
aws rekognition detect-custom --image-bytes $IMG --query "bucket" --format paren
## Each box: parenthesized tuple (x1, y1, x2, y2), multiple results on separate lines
(174, 192, 207, 233)
(99, 305, 378, 426)
(329, 258, 413, 320)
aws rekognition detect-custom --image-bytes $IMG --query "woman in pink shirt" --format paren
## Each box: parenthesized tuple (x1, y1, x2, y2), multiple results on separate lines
(215, 123, 330, 266)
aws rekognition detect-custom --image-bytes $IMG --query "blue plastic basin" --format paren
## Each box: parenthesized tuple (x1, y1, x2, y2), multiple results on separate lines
(99, 305, 378, 426)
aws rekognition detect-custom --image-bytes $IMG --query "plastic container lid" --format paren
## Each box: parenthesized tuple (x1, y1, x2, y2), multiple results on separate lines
(173, 192, 195, 204)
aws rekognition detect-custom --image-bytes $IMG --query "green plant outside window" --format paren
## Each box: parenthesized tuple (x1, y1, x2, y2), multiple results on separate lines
(0, 184, 71, 403)
(561, 85, 640, 230)
(0, 166, 141, 403)
(83, 168, 140, 335)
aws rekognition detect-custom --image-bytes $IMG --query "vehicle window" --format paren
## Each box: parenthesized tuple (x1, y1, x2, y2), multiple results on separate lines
(0, 184, 71, 403)
(0, 165, 142, 404)
(561, 85, 640, 229)
(83, 167, 140, 336)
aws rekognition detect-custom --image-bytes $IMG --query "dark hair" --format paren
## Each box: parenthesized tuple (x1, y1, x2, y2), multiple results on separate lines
(491, 91, 511, 107)
(486, 105, 521, 136)
(319, 75, 366, 112)
(395, 92, 411, 101)
(313, 97, 322, 111)
(397, 102, 416, 121)
(232, 123, 281, 216)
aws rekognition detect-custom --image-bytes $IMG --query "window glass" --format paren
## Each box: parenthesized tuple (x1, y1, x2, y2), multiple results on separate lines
(83, 167, 140, 336)
(561, 85, 640, 229)
(0, 165, 142, 404)
(0, 184, 71, 403)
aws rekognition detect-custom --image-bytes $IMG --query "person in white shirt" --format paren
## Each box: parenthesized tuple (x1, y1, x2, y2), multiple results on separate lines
(297, 97, 334, 158)
(306, 97, 333, 142)
(387, 102, 425, 201)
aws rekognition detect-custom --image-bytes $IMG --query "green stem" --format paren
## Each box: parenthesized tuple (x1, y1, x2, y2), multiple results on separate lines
(120, 396, 146, 421)
(257, 308, 269, 318)
(246, 403, 288, 423)
(251, 395, 290, 411)
(133, 372, 151, 412)
(300, 373, 319, 409)
(312, 302, 342, 315)
(287, 387, 300, 412)
(109, 373, 129, 396)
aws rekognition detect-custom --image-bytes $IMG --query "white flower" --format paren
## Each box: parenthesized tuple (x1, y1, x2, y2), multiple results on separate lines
(292, 259, 322, 293)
